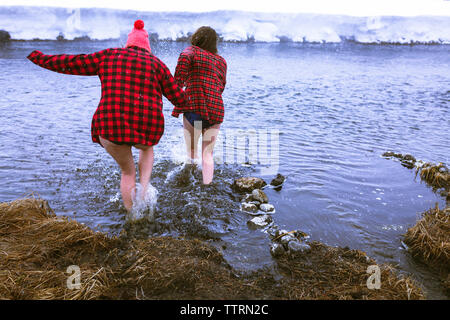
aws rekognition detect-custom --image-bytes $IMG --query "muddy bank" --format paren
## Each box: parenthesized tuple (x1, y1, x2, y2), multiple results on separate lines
(0, 197, 423, 300)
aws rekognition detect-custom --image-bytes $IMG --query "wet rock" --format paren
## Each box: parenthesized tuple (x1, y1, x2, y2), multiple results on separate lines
(0, 30, 11, 42)
(382, 151, 403, 159)
(275, 229, 289, 239)
(259, 203, 275, 213)
(241, 194, 253, 202)
(241, 202, 258, 213)
(249, 200, 261, 206)
(401, 159, 416, 169)
(279, 233, 297, 245)
(270, 173, 286, 187)
(295, 230, 310, 239)
(233, 177, 267, 193)
(247, 215, 273, 229)
(270, 243, 286, 257)
(403, 154, 416, 162)
(252, 189, 268, 203)
(267, 225, 280, 239)
(288, 240, 311, 254)
(382, 151, 416, 169)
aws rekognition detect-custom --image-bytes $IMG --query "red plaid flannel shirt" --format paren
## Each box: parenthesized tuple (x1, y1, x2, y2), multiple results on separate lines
(172, 45, 227, 124)
(27, 46, 186, 146)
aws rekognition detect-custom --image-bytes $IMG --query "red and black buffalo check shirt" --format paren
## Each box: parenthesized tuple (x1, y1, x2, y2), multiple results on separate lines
(172, 45, 227, 124)
(27, 46, 186, 146)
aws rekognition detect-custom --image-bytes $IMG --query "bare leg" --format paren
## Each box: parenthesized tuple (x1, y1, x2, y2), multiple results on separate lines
(136, 145, 154, 198)
(99, 136, 135, 212)
(201, 124, 221, 184)
(183, 116, 202, 163)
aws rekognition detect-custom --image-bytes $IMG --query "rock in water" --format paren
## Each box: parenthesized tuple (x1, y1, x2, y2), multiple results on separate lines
(270, 243, 286, 257)
(270, 173, 285, 187)
(233, 177, 267, 193)
(252, 189, 268, 203)
(280, 233, 297, 245)
(259, 203, 275, 213)
(247, 215, 273, 229)
(241, 202, 258, 213)
(288, 240, 311, 254)
(0, 30, 11, 42)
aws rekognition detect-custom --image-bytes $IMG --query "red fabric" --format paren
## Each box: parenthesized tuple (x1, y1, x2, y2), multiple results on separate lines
(27, 46, 185, 146)
(172, 45, 227, 124)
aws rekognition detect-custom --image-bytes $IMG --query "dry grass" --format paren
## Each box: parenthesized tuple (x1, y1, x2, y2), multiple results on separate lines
(0, 197, 424, 300)
(404, 204, 450, 295)
(274, 242, 423, 300)
(404, 205, 450, 269)
(415, 162, 450, 192)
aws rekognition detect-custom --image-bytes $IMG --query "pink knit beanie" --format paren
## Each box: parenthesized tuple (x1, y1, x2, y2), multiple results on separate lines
(126, 20, 152, 53)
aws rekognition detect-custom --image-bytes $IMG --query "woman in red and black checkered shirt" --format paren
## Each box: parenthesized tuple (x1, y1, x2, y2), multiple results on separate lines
(27, 20, 186, 214)
(172, 26, 227, 184)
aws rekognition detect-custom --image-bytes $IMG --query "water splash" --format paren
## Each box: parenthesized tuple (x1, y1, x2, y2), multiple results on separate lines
(128, 183, 159, 223)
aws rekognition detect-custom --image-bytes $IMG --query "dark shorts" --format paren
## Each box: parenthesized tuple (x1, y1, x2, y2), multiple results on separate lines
(111, 141, 135, 146)
(184, 112, 214, 130)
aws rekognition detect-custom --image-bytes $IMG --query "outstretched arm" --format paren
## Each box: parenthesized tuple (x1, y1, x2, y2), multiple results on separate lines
(27, 49, 109, 76)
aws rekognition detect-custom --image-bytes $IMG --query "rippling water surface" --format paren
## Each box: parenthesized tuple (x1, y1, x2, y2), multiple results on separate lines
(0, 41, 449, 298)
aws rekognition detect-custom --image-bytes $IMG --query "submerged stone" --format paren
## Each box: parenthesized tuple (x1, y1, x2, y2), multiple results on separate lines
(233, 177, 267, 193)
(252, 189, 268, 203)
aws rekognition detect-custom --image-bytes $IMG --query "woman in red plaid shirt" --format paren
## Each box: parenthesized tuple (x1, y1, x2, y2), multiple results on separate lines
(172, 26, 227, 184)
(27, 20, 186, 214)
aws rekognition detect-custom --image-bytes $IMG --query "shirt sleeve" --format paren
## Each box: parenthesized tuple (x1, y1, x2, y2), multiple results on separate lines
(27, 49, 109, 76)
(174, 50, 192, 88)
(221, 60, 227, 93)
(157, 60, 186, 113)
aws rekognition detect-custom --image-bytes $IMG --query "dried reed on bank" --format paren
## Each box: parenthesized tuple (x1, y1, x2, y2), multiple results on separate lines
(0, 197, 424, 300)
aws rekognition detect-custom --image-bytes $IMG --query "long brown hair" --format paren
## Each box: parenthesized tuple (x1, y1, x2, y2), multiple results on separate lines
(190, 26, 218, 54)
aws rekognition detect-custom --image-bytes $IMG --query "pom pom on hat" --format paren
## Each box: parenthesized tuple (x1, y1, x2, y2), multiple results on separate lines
(126, 19, 151, 53)
(134, 20, 144, 30)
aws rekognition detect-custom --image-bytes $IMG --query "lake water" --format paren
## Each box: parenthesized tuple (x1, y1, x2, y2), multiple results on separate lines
(0, 40, 448, 299)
